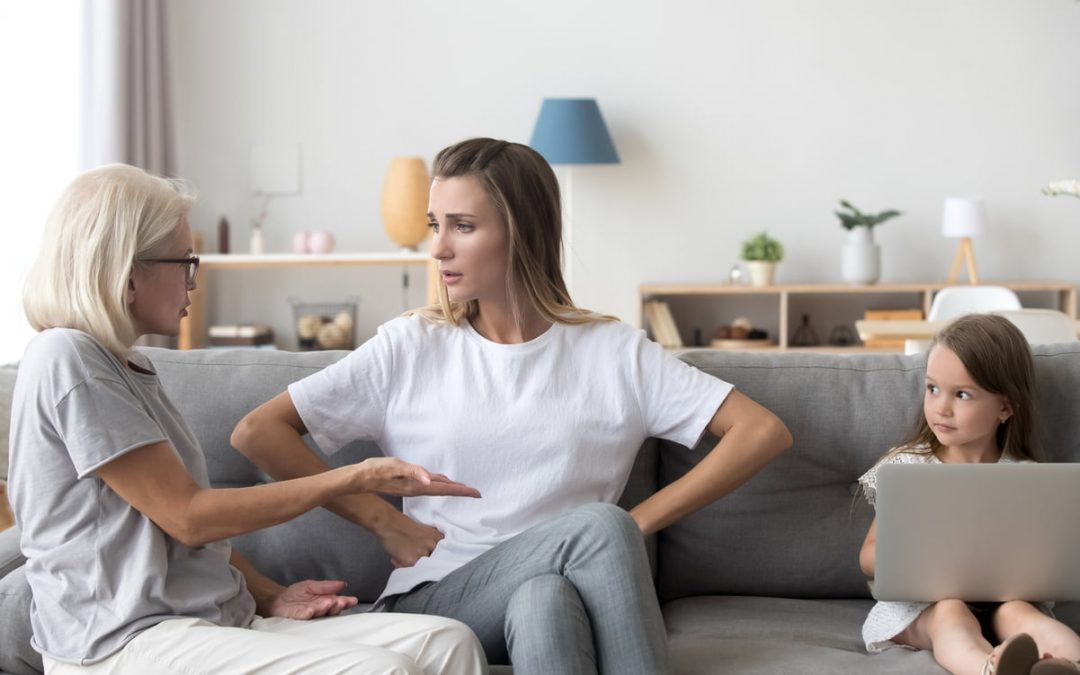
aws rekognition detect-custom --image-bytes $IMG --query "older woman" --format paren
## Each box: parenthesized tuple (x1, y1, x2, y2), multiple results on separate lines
(9, 164, 487, 675)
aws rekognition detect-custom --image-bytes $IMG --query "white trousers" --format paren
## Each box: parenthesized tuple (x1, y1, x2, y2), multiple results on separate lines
(43, 613, 488, 675)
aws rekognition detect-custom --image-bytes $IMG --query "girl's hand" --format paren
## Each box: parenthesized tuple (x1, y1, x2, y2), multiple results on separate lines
(353, 458, 481, 498)
(266, 579, 358, 619)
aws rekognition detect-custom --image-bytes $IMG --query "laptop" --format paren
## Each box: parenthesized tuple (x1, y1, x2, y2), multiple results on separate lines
(871, 463, 1080, 602)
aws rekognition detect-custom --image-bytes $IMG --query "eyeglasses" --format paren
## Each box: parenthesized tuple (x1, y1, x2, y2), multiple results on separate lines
(143, 256, 200, 287)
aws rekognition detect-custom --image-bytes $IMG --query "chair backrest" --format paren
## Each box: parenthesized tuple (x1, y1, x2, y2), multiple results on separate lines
(991, 308, 1078, 344)
(927, 285, 1022, 321)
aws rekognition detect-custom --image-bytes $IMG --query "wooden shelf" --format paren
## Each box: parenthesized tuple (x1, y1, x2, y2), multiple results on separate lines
(180, 252, 438, 349)
(640, 281, 1077, 352)
(199, 252, 431, 269)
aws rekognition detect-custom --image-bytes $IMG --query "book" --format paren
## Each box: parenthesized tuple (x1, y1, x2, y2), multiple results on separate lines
(864, 308, 923, 321)
(644, 300, 683, 349)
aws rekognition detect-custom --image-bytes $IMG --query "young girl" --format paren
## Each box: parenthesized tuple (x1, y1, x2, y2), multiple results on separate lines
(232, 138, 793, 674)
(858, 313, 1080, 675)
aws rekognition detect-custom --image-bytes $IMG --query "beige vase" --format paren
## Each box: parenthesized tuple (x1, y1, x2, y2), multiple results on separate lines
(746, 261, 777, 287)
(381, 157, 431, 250)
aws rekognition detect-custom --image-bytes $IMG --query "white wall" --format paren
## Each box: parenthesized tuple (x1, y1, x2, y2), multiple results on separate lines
(169, 0, 1080, 346)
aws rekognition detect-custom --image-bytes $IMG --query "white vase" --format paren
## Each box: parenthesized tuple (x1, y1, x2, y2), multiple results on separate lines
(747, 261, 777, 287)
(841, 228, 880, 286)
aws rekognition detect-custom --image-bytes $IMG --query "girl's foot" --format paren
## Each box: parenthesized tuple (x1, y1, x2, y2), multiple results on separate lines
(984, 633, 1039, 675)
(1031, 657, 1080, 675)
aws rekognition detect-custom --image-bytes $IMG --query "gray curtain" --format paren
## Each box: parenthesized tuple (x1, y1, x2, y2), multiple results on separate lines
(81, 0, 177, 347)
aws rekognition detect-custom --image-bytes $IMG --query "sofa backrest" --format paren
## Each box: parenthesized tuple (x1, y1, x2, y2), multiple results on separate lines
(656, 344, 1080, 602)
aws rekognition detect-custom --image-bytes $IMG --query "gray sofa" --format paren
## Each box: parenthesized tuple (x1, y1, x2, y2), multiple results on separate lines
(2, 343, 1079, 674)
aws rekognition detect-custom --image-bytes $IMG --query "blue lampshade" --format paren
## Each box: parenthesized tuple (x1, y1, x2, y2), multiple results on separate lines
(529, 98, 620, 165)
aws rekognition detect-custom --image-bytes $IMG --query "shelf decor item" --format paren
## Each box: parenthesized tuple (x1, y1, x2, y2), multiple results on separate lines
(941, 197, 986, 285)
(740, 232, 784, 287)
(1042, 179, 1080, 200)
(381, 157, 431, 251)
(290, 297, 358, 351)
(835, 200, 901, 286)
(529, 98, 620, 292)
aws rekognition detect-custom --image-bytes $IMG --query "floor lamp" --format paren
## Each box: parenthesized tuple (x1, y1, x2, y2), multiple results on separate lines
(529, 98, 620, 294)
(942, 197, 985, 285)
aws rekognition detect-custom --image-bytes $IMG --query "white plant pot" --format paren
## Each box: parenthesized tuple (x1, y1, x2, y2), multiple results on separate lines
(747, 261, 777, 287)
(841, 228, 880, 286)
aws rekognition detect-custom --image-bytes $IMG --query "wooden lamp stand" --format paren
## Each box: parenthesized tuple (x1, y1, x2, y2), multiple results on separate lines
(946, 236, 979, 285)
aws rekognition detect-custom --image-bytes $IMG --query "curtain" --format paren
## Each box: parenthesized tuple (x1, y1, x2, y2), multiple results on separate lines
(81, 0, 177, 347)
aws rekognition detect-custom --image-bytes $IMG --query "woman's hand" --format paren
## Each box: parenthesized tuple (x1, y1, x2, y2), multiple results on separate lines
(266, 579, 359, 620)
(352, 457, 481, 498)
(376, 511, 446, 568)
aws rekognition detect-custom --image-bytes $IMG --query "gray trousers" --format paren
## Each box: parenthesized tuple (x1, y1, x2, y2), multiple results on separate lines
(383, 503, 670, 675)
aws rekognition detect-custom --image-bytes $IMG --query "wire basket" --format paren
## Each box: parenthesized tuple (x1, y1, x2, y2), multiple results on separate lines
(289, 297, 358, 351)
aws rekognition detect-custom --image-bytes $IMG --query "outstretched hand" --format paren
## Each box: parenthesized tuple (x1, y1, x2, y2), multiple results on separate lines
(266, 579, 358, 620)
(357, 458, 481, 498)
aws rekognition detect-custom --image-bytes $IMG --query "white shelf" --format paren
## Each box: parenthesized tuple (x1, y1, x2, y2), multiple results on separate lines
(200, 252, 430, 269)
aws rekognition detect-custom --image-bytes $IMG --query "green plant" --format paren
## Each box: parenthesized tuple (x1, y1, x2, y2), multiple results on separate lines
(741, 232, 784, 262)
(835, 199, 902, 230)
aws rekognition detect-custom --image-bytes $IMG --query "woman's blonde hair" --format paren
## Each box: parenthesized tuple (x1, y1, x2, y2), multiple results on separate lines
(411, 138, 614, 327)
(884, 313, 1041, 464)
(23, 164, 195, 360)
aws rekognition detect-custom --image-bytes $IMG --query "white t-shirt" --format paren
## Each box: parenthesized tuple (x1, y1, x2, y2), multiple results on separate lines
(289, 315, 733, 599)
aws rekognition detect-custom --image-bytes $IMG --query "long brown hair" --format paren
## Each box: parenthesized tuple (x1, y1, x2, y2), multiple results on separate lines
(886, 313, 1041, 463)
(411, 138, 614, 327)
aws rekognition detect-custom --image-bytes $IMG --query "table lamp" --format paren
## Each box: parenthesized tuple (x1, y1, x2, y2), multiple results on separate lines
(529, 98, 619, 291)
(941, 197, 986, 285)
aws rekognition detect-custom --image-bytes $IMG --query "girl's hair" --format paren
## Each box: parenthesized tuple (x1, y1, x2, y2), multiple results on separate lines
(23, 164, 195, 360)
(885, 313, 1041, 463)
(411, 137, 614, 327)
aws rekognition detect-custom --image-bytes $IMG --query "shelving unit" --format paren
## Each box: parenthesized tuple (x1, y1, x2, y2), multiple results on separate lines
(639, 281, 1077, 352)
(179, 252, 438, 349)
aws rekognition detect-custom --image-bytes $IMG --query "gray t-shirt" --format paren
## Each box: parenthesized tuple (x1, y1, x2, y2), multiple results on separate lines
(8, 329, 254, 665)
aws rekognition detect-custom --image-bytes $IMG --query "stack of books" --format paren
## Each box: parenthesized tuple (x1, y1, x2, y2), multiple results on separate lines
(208, 324, 275, 348)
(862, 308, 923, 349)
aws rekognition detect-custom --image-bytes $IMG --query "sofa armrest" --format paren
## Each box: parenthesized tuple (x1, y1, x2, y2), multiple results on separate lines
(0, 525, 24, 579)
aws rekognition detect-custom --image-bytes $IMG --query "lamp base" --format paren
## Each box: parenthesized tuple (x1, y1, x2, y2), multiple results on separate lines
(946, 237, 979, 285)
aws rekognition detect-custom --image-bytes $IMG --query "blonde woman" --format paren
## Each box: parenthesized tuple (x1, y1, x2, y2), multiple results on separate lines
(9, 164, 487, 674)
(234, 138, 793, 674)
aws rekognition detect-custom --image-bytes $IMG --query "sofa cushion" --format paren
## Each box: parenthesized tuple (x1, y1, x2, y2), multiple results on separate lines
(141, 347, 397, 602)
(664, 595, 945, 674)
(658, 345, 1080, 601)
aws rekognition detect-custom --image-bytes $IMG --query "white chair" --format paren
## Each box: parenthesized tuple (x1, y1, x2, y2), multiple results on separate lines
(904, 286, 1023, 354)
(990, 309, 1078, 344)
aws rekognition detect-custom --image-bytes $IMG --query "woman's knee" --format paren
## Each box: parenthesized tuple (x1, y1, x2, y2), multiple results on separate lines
(507, 574, 577, 618)
(572, 502, 640, 545)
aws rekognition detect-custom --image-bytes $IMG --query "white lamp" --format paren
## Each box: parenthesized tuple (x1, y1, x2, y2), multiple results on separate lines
(941, 197, 986, 285)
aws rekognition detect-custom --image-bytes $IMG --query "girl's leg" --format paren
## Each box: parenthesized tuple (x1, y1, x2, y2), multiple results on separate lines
(385, 502, 668, 675)
(894, 599, 994, 675)
(994, 601, 1080, 662)
(504, 574, 597, 675)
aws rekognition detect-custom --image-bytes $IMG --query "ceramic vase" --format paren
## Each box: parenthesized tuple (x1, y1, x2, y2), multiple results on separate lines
(381, 157, 431, 251)
(841, 227, 880, 286)
(747, 261, 777, 287)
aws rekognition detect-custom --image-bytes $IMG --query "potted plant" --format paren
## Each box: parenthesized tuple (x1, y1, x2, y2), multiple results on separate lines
(835, 199, 902, 286)
(741, 232, 784, 287)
